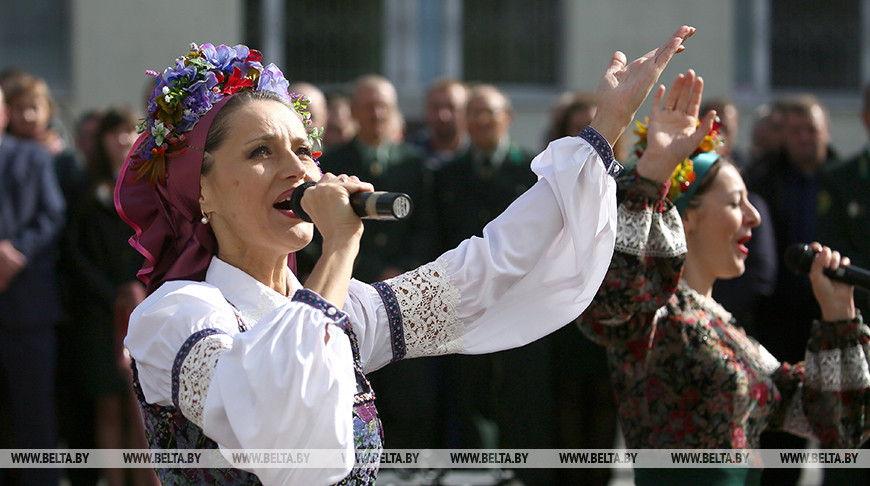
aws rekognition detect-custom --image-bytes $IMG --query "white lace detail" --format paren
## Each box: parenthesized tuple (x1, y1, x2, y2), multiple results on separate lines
(614, 205, 686, 258)
(804, 344, 870, 392)
(178, 333, 233, 428)
(385, 260, 463, 358)
(781, 384, 817, 440)
(755, 344, 782, 377)
(680, 281, 734, 323)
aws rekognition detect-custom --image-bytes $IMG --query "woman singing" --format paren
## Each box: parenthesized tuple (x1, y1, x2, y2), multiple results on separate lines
(117, 27, 699, 484)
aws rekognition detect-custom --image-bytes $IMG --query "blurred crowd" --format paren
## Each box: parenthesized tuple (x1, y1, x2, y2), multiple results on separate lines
(1, 66, 869, 486)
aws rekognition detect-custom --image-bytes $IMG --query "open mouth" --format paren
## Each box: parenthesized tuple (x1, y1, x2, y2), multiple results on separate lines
(273, 198, 293, 211)
(737, 235, 751, 255)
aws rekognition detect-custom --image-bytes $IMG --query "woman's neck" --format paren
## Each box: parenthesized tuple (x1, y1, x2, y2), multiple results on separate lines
(680, 259, 715, 299)
(218, 251, 291, 296)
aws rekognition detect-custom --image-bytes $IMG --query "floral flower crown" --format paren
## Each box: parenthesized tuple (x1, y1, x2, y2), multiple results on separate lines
(628, 116, 723, 203)
(131, 43, 322, 187)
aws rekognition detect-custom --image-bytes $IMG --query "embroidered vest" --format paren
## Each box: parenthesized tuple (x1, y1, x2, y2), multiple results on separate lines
(131, 301, 383, 485)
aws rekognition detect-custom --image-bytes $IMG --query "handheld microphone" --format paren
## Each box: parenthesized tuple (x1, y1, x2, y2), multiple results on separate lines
(289, 181, 413, 223)
(784, 243, 870, 290)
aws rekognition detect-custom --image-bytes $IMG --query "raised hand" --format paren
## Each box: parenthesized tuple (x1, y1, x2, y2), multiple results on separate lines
(590, 25, 696, 146)
(636, 69, 717, 183)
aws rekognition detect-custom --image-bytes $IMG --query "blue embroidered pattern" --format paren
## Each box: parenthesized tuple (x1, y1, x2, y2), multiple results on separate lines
(291, 288, 348, 323)
(579, 126, 623, 178)
(371, 281, 406, 361)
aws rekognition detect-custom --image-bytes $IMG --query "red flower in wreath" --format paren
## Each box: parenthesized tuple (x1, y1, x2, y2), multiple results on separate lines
(219, 66, 254, 96)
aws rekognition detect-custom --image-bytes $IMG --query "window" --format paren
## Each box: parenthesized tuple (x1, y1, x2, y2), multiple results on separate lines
(770, 0, 860, 90)
(736, 0, 864, 95)
(462, 0, 559, 85)
(245, 0, 560, 91)
(0, 0, 71, 96)
(245, 0, 383, 84)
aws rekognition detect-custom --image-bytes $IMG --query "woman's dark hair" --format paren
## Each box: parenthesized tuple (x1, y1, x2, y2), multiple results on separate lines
(90, 106, 138, 183)
(553, 94, 596, 140)
(202, 90, 294, 174)
(682, 156, 738, 212)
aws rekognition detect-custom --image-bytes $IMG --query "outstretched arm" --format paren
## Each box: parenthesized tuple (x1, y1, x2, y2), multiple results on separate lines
(590, 25, 697, 146)
(580, 69, 712, 344)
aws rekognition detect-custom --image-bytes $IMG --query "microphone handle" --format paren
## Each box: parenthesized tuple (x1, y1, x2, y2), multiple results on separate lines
(824, 265, 870, 289)
(349, 191, 413, 221)
(289, 181, 413, 222)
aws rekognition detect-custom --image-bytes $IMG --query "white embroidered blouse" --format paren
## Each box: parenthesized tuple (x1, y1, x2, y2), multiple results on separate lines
(124, 130, 621, 485)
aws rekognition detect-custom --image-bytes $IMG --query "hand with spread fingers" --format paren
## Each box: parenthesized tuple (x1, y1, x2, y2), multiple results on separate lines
(636, 69, 717, 183)
(590, 25, 697, 146)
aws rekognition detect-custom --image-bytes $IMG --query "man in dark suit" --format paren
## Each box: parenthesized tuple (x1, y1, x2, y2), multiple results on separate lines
(435, 84, 536, 250)
(312, 75, 441, 454)
(0, 83, 65, 484)
(818, 83, 870, 320)
(435, 84, 556, 484)
(410, 78, 470, 172)
(309, 74, 437, 283)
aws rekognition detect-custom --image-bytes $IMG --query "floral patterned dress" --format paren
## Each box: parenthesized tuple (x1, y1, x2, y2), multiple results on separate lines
(578, 172, 870, 454)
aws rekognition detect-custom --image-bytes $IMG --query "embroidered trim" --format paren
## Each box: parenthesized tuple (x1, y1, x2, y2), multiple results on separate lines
(804, 344, 870, 392)
(171, 328, 227, 411)
(781, 383, 817, 440)
(614, 205, 686, 258)
(176, 333, 233, 428)
(290, 289, 376, 405)
(371, 281, 406, 362)
(292, 288, 349, 326)
(384, 260, 462, 358)
(579, 126, 623, 178)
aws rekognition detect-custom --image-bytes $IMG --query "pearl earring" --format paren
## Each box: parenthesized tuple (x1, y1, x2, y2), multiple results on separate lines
(201, 212, 209, 224)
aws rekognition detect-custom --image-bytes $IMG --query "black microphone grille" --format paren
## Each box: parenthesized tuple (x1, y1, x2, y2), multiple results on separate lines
(289, 181, 317, 223)
(784, 243, 815, 275)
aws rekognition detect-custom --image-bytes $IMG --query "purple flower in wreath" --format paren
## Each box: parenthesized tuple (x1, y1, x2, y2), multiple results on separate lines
(200, 43, 237, 72)
(258, 64, 290, 99)
(230, 45, 262, 73)
(178, 74, 219, 132)
(162, 61, 198, 86)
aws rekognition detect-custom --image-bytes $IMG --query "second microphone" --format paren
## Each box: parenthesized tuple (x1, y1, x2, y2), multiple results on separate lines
(289, 180, 414, 223)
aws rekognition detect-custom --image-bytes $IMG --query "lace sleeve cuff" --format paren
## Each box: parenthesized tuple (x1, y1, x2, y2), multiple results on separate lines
(805, 314, 870, 392)
(377, 260, 463, 359)
(172, 329, 233, 428)
(613, 204, 686, 258)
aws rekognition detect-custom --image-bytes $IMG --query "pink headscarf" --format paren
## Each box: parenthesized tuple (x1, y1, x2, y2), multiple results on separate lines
(114, 95, 296, 294)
